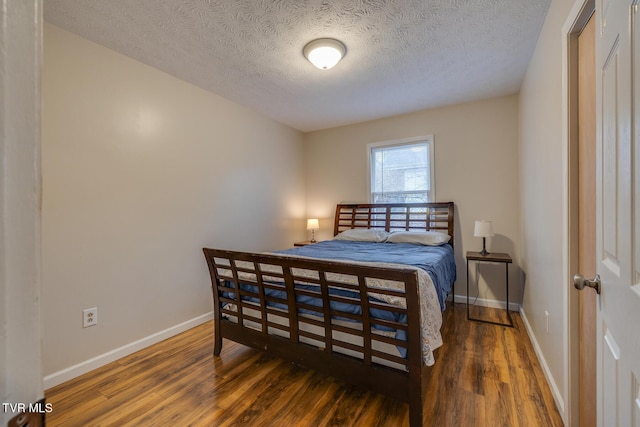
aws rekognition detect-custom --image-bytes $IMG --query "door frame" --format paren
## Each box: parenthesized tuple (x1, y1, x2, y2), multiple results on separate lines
(0, 0, 44, 422)
(562, 0, 596, 425)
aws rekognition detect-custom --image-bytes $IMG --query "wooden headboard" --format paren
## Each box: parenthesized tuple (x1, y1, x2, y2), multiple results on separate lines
(334, 202, 455, 246)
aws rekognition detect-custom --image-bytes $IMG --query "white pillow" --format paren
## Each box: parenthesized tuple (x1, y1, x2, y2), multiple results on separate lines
(333, 229, 389, 242)
(386, 231, 450, 246)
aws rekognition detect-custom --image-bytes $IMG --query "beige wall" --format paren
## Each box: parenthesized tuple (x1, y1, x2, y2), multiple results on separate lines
(42, 25, 305, 382)
(304, 95, 521, 306)
(519, 0, 581, 422)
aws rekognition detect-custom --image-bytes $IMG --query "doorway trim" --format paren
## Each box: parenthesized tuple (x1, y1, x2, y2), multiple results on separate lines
(562, 0, 596, 425)
(0, 0, 44, 421)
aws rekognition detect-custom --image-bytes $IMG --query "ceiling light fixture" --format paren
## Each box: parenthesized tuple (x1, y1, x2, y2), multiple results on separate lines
(303, 38, 346, 70)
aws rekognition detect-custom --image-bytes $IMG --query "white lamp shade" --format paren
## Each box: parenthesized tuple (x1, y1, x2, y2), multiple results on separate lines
(306, 218, 319, 230)
(473, 220, 494, 238)
(303, 38, 346, 70)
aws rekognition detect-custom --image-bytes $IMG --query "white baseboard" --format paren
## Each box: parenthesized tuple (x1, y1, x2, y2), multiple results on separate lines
(519, 307, 565, 419)
(43, 311, 214, 390)
(451, 294, 521, 312)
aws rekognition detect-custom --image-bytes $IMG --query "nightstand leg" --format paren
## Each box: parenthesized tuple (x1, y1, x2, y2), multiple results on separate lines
(466, 258, 470, 320)
(505, 262, 513, 327)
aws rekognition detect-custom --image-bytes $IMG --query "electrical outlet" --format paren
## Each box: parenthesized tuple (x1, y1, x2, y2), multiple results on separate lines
(83, 307, 97, 328)
(545, 310, 549, 334)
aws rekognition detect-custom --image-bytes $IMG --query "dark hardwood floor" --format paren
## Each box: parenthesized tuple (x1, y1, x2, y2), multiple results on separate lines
(45, 303, 564, 426)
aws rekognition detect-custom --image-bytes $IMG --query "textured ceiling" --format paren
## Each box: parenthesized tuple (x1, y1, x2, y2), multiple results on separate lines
(44, 0, 551, 132)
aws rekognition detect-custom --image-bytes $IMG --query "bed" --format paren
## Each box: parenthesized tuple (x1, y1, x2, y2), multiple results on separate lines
(203, 202, 455, 426)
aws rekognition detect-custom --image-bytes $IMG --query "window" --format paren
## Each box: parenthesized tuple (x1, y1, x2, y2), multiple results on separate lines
(368, 136, 435, 203)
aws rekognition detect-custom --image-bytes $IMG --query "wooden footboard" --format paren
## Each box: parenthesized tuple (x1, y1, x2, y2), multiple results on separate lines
(203, 248, 429, 426)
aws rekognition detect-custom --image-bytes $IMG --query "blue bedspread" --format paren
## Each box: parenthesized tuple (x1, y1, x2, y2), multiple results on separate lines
(277, 240, 456, 310)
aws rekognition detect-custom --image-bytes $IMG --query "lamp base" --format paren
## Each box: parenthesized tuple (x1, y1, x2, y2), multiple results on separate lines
(310, 229, 316, 243)
(480, 237, 490, 255)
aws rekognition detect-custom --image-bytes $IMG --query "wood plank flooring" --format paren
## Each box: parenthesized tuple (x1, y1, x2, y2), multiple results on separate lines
(45, 304, 564, 426)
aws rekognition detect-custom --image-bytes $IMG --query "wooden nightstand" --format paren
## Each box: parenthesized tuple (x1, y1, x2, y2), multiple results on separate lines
(466, 251, 513, 327)
(293, 240, 318, 247)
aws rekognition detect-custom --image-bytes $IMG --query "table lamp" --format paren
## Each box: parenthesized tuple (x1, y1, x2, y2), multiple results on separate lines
(474, 220, 494, 255)
(307, 218, 319, 243)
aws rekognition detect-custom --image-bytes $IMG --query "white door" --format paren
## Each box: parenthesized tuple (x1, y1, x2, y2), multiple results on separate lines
(593, 0, 640, 425)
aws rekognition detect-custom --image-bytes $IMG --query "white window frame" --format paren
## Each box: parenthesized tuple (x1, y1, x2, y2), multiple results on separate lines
(366, 135, 436, 203)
